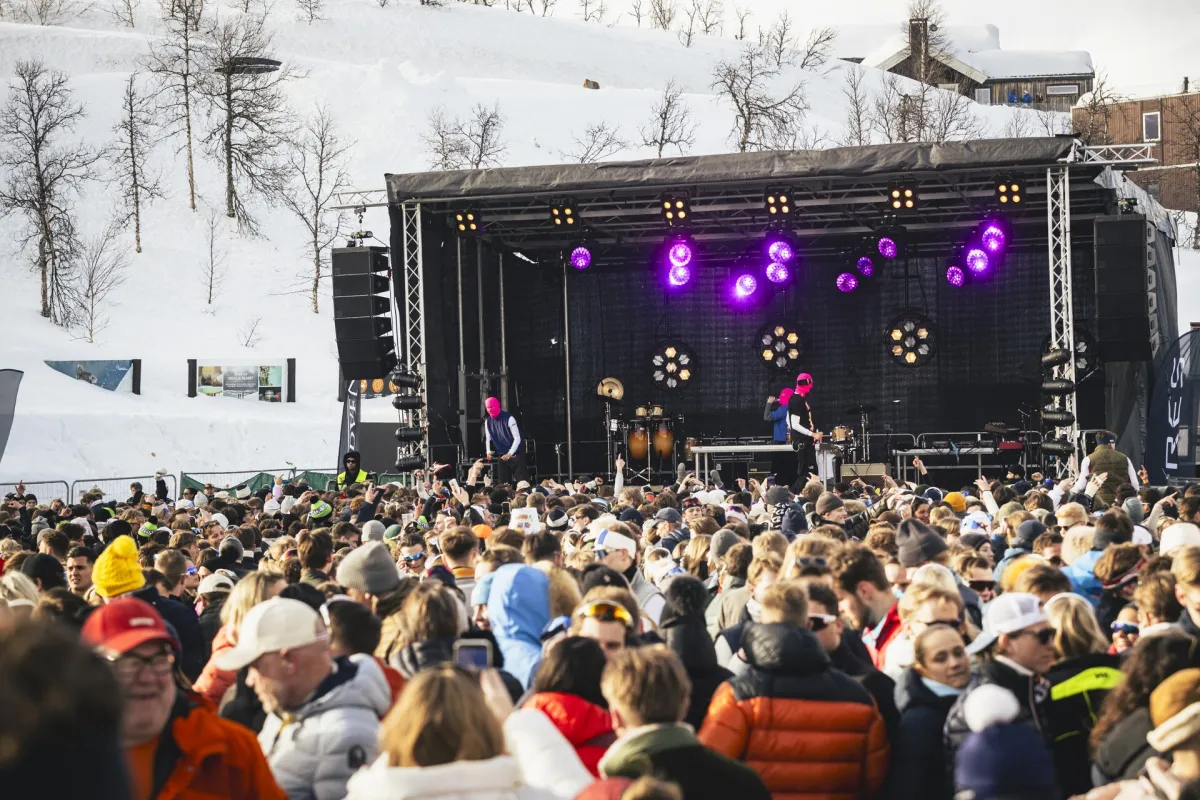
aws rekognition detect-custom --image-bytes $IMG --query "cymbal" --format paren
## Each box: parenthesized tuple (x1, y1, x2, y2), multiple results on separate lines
(596, 377, 624, 401)
(845, 404, 878, 416)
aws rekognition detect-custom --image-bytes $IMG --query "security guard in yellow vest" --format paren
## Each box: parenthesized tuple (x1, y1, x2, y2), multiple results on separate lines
(336, 450, 368, 490)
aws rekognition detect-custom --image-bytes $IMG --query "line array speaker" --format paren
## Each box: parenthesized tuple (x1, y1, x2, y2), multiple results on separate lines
(332, 246, 396, 380)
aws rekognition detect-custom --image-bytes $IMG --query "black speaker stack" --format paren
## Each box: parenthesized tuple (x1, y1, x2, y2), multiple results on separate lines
(1093, 216, 1153, 363)
(332, 246, 396, 381)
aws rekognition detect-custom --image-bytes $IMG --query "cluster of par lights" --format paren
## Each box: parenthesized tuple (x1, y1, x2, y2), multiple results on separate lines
(944, 218, 1010, 288)
(835, 232, 902, 294)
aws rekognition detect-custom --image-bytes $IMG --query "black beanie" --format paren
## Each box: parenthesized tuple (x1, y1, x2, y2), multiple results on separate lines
(896, 519, 949, 568)
(1014, 519, 1046, 549)
(1093, 511, 1133, 550)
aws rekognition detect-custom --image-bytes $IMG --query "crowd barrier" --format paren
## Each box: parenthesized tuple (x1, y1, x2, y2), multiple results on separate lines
(70, 475, 179, 504)
(180, 468, 338, 494)
(0, 480, 71, 502)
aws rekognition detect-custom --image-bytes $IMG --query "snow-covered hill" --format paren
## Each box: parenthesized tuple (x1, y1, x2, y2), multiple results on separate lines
(0, 0, 1193, 481)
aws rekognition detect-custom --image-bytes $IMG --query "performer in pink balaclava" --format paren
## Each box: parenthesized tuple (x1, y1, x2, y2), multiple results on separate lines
(483, 396, 527, 485)
(786, 372, 821, 480)
(766, 387, 797, 485)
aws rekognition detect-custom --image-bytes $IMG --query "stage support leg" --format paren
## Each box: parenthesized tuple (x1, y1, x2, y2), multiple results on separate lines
(499, 252, 509, 408)
(400, 202, 428, 473)
(1047, 166, 1079, 478)
(456, 238, 469, 456)
(562, 262, 574, 480)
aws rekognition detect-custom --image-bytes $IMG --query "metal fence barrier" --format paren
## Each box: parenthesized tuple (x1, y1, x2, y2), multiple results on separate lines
(0, 480, 71, 502)
(70, 474, 178, 504)
(180, 468, 338, 494)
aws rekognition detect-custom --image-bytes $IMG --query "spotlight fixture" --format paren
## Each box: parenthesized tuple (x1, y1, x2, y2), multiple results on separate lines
(550, 203, 577, 227)
(977, 218, 1009, 254)
(764, 187, 793, 218)
(569, 245, 592, 270)
(765, 261, 790, 284)
(945, 264, 965, 287)
(887, 183, 918, 211)
(856, 255, 875, 277)
(965, 247, 990, 275)
(836, 272, 859, 293)
(394, 454, 425, 472)
(392, 394, 423, 411)
(394, 426, 423, 442)
(663, 235, 694, 287)
(997, 177, 1022, 205)
(454, 210, 481, 235)
(764, 232, 796, 264)
(731, 273, 758, 301)
(755, 321, 803, 373)
(877, 235, 899, 260)
(886, 312, 936, 368)
(651, 340, 695, 391)
(391, 371, 421, 390)
(1041, 328, 1100, 377)
(661, 194, 690, 226)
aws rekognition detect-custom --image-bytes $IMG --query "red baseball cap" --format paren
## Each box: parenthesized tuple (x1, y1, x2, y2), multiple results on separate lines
(82, 598, 178, 655)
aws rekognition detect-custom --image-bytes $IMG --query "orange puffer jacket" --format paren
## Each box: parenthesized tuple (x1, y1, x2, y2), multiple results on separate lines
(698, 623, 889, 800)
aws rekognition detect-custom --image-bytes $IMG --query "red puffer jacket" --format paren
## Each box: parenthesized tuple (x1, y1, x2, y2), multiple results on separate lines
(525, 691, 615, 777)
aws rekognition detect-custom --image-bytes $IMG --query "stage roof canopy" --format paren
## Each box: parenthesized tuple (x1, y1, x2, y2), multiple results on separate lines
(384, 137, 1123, 261)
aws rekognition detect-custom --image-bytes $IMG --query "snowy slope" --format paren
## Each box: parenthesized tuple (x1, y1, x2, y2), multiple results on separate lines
(0, 0, 1188, 480)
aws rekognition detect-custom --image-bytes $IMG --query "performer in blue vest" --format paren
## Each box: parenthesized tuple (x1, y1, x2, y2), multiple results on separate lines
(484, 396, 527, 485)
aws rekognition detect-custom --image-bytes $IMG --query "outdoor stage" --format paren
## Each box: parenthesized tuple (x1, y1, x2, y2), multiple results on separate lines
(342, 137, 1184, 483)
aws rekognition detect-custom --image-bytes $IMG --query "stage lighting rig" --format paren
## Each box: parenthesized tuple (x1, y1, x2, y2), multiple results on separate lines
(651, 341, 695, 390)
(454, 210, 481, 235)
(996, 177, 1022, 205)
(764, 187, 793, 219)
(1041, 328, 1100, 378)
(569, 244, 593, 270)
(887, 312, 936, 367)
(836, 272, 859, 293)
(661, 194, 690, 226)
(756, 322, 802, 373)
(550, 203, 577, 227)
(763, 232, 796, 284)
(874, 226, 905, 260)
(887, 183, 918, 212)
(731, 272, 759, 302)
(945, 264, 965, 287)
(663, 234, 695, 287)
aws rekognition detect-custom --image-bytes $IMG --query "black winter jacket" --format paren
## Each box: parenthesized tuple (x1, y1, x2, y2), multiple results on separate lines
(944, 659, 1052, 768)
(889, 667, 959, 800)
(830, 632, 901, 740)
(132, 587, 207, 682)
(1046, 652, 1123, 797)
(659, 602, 732, 730)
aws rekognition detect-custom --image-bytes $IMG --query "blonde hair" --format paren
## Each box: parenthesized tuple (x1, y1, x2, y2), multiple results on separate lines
(0, 572, 39, 605)
(751, 531, 788, 559)
(898, 583, 962, 623)
(1173, 546, 1200, 588)
(782, 535, 842, 579)
(380, 667, 504, 767)
(601, 645, 690, 727)
(747, 553, 783, 587)
(219, 570, 285, 632)
(909, 563, 960, 595)
(1062, 527, 1096, 566)
(760, 580, 809, 626)
(1057, 502, 1090, 530)
(1044, 593, 1108, 659)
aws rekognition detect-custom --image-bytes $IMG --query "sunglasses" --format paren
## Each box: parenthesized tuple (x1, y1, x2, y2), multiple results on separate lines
(1019, 627, 1057, 646)
(186, 566, 198, 576)
(797, 556, 828, 569)
(573, 601, 633, 629)
(1048, 556, 1064, 567)
(922, 618, 964, 632)
(809, 613, 838, 632)
(968, 580, 995, 593)
(401, 552, 426, 563)
(1111, 622, 1140, 636)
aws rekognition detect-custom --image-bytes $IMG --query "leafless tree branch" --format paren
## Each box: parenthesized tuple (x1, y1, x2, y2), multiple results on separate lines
(639, 78, 697, 157)
(75, 220, 129, 343)
(711, 43, 809, 152)
(561, 121, 628, 163)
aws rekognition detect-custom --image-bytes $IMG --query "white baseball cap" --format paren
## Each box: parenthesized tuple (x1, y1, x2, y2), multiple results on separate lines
(1161, 523, 1200, 557)
(197, 574, 235, 595)
(594, 529, 637, 558)
(966, 591, 1048, 655)
(210, 513, 230, 530)
(214, 598, 328, 670)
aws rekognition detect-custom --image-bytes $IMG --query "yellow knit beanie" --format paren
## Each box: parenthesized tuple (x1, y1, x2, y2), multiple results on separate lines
(93, 535, 146, 598)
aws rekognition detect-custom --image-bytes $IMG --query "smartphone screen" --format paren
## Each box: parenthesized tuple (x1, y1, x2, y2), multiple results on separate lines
(453, 639, 493, 670)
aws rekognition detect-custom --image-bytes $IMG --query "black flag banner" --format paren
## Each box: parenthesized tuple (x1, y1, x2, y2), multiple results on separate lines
(337, 379, 361, 468)
(0, 369, 23, 464)
(1146, 329, 1200, 484)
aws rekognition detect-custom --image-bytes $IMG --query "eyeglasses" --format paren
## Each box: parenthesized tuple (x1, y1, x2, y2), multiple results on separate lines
(106, 647, 175, 681)
(1019, 627, 1057, 646)
(809, 613, 838, 632)
(1111, 622, 1140, 636)
(968, 580, 995, 593)
(573, 601, 633, 629)
(797, 556, 828, 569)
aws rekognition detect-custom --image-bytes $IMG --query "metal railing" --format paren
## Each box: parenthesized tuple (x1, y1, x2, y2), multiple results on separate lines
(180, 468, 337, 493)
(0, 480, 70, 502)
(71, 474, 178, 504)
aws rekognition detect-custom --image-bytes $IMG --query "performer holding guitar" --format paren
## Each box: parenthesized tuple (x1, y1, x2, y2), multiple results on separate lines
(786, 373, 822, 480)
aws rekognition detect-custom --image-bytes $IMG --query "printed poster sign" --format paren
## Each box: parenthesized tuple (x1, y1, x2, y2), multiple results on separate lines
(196, 361, 287, 402)
(45, 360, 134, 392)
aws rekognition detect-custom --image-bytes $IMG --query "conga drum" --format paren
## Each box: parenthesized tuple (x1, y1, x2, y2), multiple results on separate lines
(653, 419, 675, 458)
(628, 422, 649, 461)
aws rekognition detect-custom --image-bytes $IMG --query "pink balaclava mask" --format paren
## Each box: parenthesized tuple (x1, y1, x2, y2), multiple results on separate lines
(485, 397, 502, 418)
(778, 388, 794, 405)
(795, 373, 814, 397)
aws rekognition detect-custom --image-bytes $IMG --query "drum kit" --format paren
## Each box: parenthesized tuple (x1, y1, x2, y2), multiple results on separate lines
(595, 378, 679, 483)
(825, 404, 878, 463)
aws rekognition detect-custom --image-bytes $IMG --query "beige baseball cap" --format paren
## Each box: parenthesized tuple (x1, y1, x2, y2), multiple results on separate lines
(213, 598, 328, 671)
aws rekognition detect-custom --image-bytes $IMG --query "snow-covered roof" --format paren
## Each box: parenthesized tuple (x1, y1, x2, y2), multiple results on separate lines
(845, 21, 1093, 83)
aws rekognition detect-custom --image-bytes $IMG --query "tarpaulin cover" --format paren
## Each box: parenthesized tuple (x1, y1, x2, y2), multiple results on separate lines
(386, 138, 1077, 203)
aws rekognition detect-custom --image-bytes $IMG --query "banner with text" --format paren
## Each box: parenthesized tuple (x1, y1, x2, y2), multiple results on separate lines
(196, 362, 287, 402)
(1146, 329, 1200, 484)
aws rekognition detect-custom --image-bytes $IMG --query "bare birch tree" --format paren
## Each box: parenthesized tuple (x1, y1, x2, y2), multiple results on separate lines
(144, 0, 202, 210)
(76, 221, 129, 343)
(196, 13, 298, 234)
(281, 106, 352, 314)
(561, 122, 627, 163)
(838, 65, 871, 146)
(20, 0, 83, 24)
(421, 102, 507, 170)
(1167, 94, 1200, 247)
(200, 206, 226, 304)
(108, 74, 164, 254)
(798, 26, 836, 70)
(762, 11, 795, 67)
(629, 0, 643, 25)
(1036, 109, 1071, 136)
(296, 0, 323, 23)
(108, 0, 137, 26)
(647, 0, 674, 30)
(731, 4, 750, 40)
(639, 79, 697, 157)
(871, 77, 985, 143)
(1074, 74, 1126, 146)
(578, 0, 605, 22)
(711, 44, 809, 152)
(0, 61, 98, 326)
(1000, 110, 1036, 138)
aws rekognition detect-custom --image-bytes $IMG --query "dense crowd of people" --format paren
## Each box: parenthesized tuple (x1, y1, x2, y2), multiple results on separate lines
(4, 442, 1200, 800)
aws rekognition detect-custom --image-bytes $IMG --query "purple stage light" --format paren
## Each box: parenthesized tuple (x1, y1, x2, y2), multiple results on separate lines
(877, 237, 898, 259)
(856, 255, 875, 277)
(570, 246, 592, 270)
(965, 247, 989, 274)
(946, 265, 965, 287)
(981, 223, 1006, 253)
(836, 272, 858, 293)
(668, 264, 692, 287)
(766, 261, 789, 284)
(668, 241, 693, 268)
(733, 273, 758, 299)
(767, 239, 795, 264)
